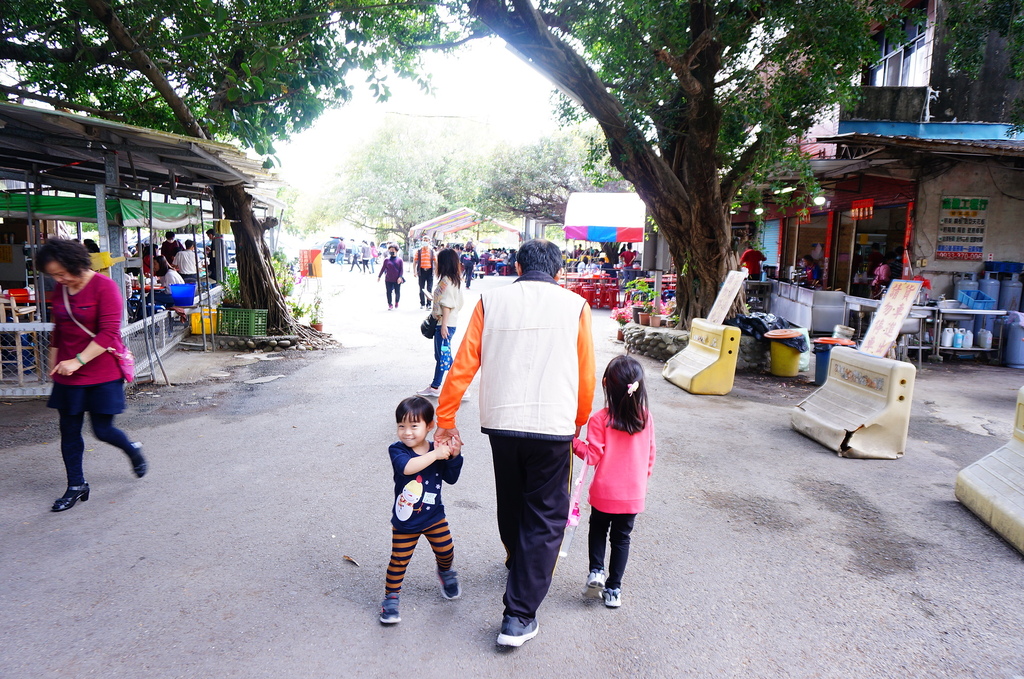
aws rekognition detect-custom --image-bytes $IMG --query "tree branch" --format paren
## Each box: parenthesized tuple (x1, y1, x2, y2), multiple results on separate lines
(395, 29, 490, 51)
(83, 0, 207, 139)
(721, 135, 766, 200)
(653, 28, 714, 96)
(0, 85, 126, 121)
(0, 41, 133, 70)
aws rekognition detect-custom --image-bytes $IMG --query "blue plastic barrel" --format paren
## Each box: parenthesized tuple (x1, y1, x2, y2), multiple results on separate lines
(169, 283, 196, 307)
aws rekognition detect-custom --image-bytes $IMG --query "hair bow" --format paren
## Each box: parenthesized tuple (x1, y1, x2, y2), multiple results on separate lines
(626, 381, 640, 397)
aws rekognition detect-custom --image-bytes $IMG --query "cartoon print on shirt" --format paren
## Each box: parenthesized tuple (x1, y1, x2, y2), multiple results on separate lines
(395, 475, 424, 521)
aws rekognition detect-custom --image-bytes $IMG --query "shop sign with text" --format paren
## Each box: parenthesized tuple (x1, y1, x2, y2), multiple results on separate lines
(936, 196, 987, 260)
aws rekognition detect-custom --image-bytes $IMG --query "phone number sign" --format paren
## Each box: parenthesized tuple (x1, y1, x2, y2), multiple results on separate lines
(936, 196, 987, 260)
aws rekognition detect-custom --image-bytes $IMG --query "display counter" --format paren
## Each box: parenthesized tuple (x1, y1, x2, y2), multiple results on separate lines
(769, 281, 848, 333)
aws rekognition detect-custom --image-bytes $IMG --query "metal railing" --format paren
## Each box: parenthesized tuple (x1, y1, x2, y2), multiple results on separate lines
(1, 284, 222, 397)
(0, 322, 53, 397)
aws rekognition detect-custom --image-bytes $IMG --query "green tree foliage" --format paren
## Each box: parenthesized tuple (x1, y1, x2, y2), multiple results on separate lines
(946, 0, 1024, 79)
(478, 128, 629, 223)
(0, 0, 473, 334)
(321, 115, 488, 245)
(1, 0, 471, 158)
(468, 0, 908, 321)
(946, 0, 1024, 126)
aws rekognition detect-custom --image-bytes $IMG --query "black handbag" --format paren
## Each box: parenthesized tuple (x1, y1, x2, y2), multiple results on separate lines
(420, 313, 438, 339)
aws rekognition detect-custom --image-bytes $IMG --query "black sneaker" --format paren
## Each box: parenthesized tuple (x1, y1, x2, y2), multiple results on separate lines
(496, 614, 539, 647)
(380, 593, 400, 624)
(437, 568, 461, 599)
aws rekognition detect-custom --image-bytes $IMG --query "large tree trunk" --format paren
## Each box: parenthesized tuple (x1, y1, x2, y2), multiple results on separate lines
(214, 184, 316, 337)
(471, 0, 735, 323)
(86, 0, 311, 339)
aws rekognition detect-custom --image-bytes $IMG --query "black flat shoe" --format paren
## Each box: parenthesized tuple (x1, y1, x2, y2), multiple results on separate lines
(51, 484, 90, 512)
(128, 442, 147, 478)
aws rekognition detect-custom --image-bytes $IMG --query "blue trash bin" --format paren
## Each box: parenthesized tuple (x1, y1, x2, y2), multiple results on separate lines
(812, 338, 857, 385)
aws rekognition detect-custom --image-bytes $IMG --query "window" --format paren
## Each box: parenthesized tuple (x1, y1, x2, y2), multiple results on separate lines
(870, 5, 929, 87)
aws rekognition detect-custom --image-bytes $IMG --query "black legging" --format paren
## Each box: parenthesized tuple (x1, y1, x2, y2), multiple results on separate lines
(588, 508, 637, 590)
(59, 411, 135, 486)
(385, 281, 402, 307)
(418, 269, 434, 307)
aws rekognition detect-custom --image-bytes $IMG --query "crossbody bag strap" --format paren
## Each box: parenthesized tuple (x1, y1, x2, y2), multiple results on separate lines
(63, 285, 96, 338)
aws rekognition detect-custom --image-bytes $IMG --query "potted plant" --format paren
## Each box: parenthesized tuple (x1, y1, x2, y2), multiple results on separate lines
(309, 294, 324, 332)
(625, 278, 655, 324)
(610, 306, 632, 340)
(220, 268, 242, 307)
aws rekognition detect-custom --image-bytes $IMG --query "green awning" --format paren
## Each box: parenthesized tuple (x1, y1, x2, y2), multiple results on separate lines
(119, 199, 202, 228)
(0, 194, 202, 228)
(0, 194, 119, 223)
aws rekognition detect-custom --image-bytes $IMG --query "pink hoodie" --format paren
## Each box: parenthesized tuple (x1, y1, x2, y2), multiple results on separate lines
(573, 407, 656, 514)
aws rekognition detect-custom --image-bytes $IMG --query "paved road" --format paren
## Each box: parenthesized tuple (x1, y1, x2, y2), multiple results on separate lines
(2, 263, 1023, 678)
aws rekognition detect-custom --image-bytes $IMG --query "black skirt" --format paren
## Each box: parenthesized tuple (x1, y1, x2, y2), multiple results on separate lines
(47, 379, 126, 415)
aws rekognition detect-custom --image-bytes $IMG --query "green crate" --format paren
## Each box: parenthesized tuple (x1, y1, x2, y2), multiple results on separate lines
(217, 308, 268, 337)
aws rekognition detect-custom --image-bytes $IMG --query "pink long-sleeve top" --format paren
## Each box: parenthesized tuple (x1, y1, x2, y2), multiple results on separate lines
(573, 407, 656, 514)
(51, 273, 125, 386)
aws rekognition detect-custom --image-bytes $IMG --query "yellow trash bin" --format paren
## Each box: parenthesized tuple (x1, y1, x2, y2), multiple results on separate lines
(765, 329, 803, 377)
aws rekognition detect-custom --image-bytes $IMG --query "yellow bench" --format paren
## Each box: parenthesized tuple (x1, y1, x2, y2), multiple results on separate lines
(662, 318, 741, 396)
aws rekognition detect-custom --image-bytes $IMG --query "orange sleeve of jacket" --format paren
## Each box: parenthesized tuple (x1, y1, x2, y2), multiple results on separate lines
(576, 305, 596, 428)
(436, 300, 485, 429)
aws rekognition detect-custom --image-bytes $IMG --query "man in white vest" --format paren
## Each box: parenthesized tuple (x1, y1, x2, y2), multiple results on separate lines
(436, 239, 596, 647)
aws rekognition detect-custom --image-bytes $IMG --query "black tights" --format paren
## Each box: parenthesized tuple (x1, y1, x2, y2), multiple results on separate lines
(386, 281, 401, 307)
(58, 411, 135, 486)
(588, 508, 637, 590)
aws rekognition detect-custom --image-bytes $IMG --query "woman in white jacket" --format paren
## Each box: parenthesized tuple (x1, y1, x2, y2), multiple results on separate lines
(418, 248, 464, 398)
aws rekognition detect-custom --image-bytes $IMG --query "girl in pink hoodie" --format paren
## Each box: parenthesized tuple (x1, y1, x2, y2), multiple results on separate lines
(573, 355, 656, 608)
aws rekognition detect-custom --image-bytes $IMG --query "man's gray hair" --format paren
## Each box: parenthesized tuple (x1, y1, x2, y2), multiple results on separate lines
(517, 239, 563, 277)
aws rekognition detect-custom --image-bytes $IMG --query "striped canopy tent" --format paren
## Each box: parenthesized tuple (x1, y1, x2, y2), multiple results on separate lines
(563, 192, 646, 242)
(410, 207, 520, 239)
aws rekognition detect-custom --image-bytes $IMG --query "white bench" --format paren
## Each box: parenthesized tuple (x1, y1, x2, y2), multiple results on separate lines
(791, 346, 916, 459)
(956, 387, 1024, 555)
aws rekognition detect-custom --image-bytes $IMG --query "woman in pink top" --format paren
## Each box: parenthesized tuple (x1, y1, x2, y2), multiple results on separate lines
(38, 239, 146, 512)
(572, 355, 656, 608)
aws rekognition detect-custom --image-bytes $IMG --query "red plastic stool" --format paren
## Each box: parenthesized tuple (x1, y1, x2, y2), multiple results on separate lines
(580, 285, 597, 307)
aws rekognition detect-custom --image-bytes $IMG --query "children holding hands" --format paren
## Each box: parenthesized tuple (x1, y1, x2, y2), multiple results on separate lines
(379, 354, 655, 627)
(573, 355, 657, 608)
(381, 396, 464, 624)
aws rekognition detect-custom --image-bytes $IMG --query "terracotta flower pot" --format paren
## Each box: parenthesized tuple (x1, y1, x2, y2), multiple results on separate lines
(311, 323, 324, 332)
(617, 327, 625, 341)
(638, 313, 651, 326)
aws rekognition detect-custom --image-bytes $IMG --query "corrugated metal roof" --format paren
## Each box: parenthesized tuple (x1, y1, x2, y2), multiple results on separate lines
(816, 133, 1024, 158)
(0, 101, 275, 191)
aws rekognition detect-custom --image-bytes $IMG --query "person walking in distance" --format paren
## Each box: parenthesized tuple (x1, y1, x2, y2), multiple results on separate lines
(435, 238, 596, 647)
(414, 240, 437, 310)
(417, 248, 464, 398)
(574, 355, 656, 609)
(459, 242, 479, 290)
(377, 244, 405, 310)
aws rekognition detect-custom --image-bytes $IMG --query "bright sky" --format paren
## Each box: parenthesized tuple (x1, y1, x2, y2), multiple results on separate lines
(274, 38, 564, 192)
